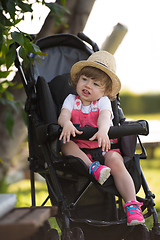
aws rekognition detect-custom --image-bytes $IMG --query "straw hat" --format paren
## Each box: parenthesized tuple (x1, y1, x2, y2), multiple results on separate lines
(70, 51, 121, 96)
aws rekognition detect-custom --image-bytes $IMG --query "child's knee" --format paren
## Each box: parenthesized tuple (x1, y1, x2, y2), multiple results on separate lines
(104, 152, 123, 171)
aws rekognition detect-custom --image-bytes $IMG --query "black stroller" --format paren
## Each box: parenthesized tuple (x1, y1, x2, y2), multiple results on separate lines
(15, 32, 160, 240)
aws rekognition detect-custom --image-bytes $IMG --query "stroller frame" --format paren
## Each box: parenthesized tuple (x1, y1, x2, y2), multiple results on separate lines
(14, 32, 160, 240)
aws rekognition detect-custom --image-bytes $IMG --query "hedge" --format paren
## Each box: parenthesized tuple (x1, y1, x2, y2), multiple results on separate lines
(119, 93, 160, 115)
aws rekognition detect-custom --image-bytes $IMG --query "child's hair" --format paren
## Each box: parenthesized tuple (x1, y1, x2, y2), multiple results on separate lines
(71, 66, 115, 100)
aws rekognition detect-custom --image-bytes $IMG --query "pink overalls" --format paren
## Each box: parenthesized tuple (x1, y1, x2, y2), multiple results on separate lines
(71, 96, 121, 161)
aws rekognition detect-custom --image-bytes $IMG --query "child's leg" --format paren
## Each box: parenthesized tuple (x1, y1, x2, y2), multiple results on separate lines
(104, 151, 144, 225)
(61, 141, 92, 166)
(104, 151, 136, 202)
(61, 141, 110, 184)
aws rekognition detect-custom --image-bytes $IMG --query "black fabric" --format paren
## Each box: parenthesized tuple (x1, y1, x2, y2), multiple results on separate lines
(120, 121, 137, 159)
(36, 76, 58, 124)
(111, 98, 119, 126)
(35, 34, 94, 55)
(48, 73, 77, 116)
(81, 142, 120, 164)
(81, 147, 105, 164)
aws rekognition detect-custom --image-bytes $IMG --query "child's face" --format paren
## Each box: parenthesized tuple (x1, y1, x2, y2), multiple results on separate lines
(76, 75, 106, 106)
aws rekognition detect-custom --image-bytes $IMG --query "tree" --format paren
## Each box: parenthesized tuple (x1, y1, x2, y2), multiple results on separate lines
(0, 0, 96, 184)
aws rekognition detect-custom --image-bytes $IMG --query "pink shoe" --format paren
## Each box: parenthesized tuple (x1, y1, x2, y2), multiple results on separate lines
(124, 201, 145, 226)
(89, 161, 111, 185)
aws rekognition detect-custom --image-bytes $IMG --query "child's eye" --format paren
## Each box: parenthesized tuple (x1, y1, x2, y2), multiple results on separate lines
(82, 77, 87, 81)
(94, 82, 99, 86)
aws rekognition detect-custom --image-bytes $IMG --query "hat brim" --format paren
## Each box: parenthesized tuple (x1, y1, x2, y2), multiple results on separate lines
(70, 60, 121, 97)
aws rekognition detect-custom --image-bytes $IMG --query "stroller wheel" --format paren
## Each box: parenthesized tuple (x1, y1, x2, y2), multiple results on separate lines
(71, 227, 85, 240)
(150, 225, 160, 240)
(44, 228, 59, 240)
(124, 224, 150, 240)
(61, 227, 84, 240)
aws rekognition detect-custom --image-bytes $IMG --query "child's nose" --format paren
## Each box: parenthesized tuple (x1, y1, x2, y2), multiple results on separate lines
(85, 80, 92, 88)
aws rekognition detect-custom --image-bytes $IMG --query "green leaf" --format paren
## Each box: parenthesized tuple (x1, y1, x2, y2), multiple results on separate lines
(6, 0, 15, 19)
(34, 51, 48, 57)
(0, 70, 12, 78)
(17, 0, 32, 13)
(6, 43, 16, 69)
(12, 18, 22, 25)
(23, 41, 33, 52)
(11, 31, 24, 46)
(0, 57, 6, 65)
(0, 98, 19, 113)
(0, 81, 15, 93)
(14, 83, 23, 89)
(23, 56, 30, 69)
(34, 58, 43, 65)
(5, 107, 14, 138)
(60, 0, 66, 7)
(0, 13, 13, 27)
(0, 28, 3, 51)
(1, 80, 15, 88)
(30, 43, 41, 53)
(45, 2, 61, 13)
(5, 90, 14, 101)
(19, 46, 27, 59)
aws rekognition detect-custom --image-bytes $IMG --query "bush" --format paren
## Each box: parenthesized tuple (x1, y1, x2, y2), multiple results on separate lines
(120, 92, 160, 115)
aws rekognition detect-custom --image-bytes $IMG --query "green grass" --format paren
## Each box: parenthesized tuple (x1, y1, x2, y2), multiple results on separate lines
(138, 158, 160, 229)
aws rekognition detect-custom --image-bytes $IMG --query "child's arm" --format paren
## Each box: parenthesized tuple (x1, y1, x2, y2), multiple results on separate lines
(89, 109, 111, 152)
(58, 108, 83, 144)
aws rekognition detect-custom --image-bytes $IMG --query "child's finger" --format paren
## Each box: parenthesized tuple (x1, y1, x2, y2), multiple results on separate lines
(75, 129, 83, 135)
(101, 139, 107, 152)
(66, 133, 71, 142)
(71, 130, 76, 137)
(89, 133, 96, 141)
(59, 132, 63, 140)
(104, 140, 110, 152)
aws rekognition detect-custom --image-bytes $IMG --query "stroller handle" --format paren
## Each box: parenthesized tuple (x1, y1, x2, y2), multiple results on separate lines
(78, 32, 99, 52)
(73, 120, 149, 140)
(36, 120, 149, 144)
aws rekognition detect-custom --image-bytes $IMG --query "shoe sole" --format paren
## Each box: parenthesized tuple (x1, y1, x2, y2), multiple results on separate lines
(98, 167, 111, 185)
(127, 219, 145, 226)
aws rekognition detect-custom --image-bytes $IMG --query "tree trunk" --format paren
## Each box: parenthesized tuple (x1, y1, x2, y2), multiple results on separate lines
(37, 0, 95, 38)
(0, 0, 96, 182)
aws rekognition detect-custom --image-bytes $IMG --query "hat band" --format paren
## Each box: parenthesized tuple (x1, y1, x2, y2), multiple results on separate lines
(94, 61, 109, 69)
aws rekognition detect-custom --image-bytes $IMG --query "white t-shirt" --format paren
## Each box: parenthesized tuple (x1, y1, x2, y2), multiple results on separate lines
(62, 94, 114, 125)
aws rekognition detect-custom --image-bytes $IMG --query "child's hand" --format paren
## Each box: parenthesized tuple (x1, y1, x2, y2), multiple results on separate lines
(89, 130, 110, 152)
(59, 121, 83, 144)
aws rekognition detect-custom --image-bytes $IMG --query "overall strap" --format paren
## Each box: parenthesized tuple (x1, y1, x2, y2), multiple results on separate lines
(74, 96, 99, 112)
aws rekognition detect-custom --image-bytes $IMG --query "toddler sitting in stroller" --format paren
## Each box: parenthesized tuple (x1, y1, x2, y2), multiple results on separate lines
(58, 50, 145, 226)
